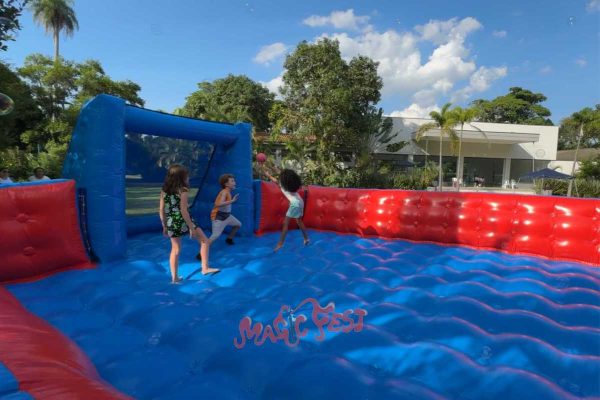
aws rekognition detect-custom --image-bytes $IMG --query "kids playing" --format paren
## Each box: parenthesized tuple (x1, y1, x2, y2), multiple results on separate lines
(159, 164, 219, 283)
(262, 166, 309, 251)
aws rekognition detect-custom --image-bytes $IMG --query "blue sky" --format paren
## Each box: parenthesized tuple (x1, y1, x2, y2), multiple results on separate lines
(3, 0, 599, 123)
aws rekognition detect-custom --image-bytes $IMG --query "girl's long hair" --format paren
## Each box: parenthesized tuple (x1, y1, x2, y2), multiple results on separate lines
(162, 164, 189, 195)
(280, 169, 302, 192)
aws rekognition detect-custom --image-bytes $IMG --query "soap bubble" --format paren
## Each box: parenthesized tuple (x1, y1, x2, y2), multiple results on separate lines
(568, 16, 576, 25)
(0, 93, 15, 116)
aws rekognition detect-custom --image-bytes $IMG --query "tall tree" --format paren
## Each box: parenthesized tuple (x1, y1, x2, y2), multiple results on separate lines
(73, 59, 144, 108)
(563, 108, 598, 196)
(17, 53, 78, 118)
(559, 105, 600, 150)
(181, 74, 274, 131)
(449, 106, 487, 191)
(472, 87, 553, 126)
(415, 103, 458, 191)
(279, 38, 387, 185)
(0, 0, 28, 51)
(30, 0, 78, 62)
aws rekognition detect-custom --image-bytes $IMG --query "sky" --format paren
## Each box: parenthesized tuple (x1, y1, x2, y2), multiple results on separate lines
(3, 0, 600, 123)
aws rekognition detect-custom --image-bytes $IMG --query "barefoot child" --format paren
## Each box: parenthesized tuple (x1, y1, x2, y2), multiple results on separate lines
(262, 167, 309, 251)
(210, 174, 242, 243)
(159, 164, 219, 283)
(196, 174, 242, 260)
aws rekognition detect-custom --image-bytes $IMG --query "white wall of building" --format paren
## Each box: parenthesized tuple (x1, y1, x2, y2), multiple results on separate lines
(548, 160, 580, 174)
(384, 117, 559, 162)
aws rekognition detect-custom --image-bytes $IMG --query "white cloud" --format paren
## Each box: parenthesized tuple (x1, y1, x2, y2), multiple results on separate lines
(260, 74, 284, 98)
(451, 66, 507, 102)
(269, 16, 504, 118)
(539, 65, 552, 74)
(415, 17, 482, 45)
(492, 30, 507, 38)
(302, 9, 371, 31)
(390, 104, 440, 118)
(254, 42, 288, 65)
(587, 0, 600, 12)
(319, 17, 504, 114)
(575, 57, 588, 67)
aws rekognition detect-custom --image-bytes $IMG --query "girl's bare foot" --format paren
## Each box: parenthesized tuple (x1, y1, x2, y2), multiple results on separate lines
(171, 276, 182, 284)
(274, 243, 283, 252)
(304, 239, 310, 246)
(202, 267, 220, 275)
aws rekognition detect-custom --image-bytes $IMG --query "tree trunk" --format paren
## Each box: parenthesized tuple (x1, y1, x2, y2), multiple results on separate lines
(438, 132, 443, 191)
(457, 123, 463, 191)
(53, 29, 59, 62)
(567, 124, 583, 197)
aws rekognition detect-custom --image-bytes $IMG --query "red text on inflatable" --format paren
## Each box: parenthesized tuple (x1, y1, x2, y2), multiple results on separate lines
(233, 297, 367, 349)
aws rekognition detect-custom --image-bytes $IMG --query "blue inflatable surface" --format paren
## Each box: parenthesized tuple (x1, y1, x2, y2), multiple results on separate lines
(7, 231, 600, 399)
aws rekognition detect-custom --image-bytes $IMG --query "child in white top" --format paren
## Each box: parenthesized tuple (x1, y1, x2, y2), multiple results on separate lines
(263, 167, 309, 251)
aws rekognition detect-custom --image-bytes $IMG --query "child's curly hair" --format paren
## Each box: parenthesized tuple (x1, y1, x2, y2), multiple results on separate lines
(279, 169, 302, 192)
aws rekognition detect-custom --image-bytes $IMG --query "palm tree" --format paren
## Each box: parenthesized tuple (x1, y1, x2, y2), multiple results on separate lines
(566, 109, 594, 196)
(449, 106, 489, 191)
(30, 0, 79, 62)
(415, 103, 458, 191)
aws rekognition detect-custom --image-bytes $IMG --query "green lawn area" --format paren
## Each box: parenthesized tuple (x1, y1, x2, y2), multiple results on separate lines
(126, 184, 198, 216)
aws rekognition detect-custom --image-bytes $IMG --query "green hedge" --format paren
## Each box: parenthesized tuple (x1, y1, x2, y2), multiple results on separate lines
(535, 179, 600, 198)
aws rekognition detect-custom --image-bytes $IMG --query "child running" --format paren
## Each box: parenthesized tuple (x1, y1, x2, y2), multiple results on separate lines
(210, 174, 242, 243)
(159, 164, 219, 283)
(262, 166, 309, 251)
(196, 174, 242, 261)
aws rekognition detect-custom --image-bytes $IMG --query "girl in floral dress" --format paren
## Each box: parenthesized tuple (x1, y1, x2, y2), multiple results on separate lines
(159, 164, 219, 283)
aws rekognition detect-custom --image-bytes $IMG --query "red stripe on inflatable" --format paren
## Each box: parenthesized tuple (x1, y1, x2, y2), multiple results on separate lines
(0, 286, 130, 399)
(257, 183, 600, 265)
(0, 181, 93, 283)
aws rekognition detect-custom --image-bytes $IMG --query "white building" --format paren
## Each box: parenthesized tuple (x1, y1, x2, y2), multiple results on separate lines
(378, 117, 559, 187)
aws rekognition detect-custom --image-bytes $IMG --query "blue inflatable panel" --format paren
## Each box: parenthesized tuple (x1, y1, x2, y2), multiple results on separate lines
(7, 231, 600, 399)
(0, 363, 32, 400)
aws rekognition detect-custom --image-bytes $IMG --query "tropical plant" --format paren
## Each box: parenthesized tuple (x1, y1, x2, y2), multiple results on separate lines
(414, 103, 458, 191)
(449, 106, 488, 190)
(578, 155, 600, 180)
(564, 108, 597, 196)
(30, 0, 78, 62)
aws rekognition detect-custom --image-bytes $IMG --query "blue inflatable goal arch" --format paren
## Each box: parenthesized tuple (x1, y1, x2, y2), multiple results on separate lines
(63, 94, 253, 262)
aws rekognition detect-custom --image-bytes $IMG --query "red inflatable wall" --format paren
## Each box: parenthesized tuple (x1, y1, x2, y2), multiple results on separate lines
(0, 287, 130, 399)
(256, 182, 600, 265)
(0, 180, 93, 283)
(255, 181, 307, 234)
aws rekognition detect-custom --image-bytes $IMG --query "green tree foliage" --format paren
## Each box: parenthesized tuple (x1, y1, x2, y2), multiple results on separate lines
(180, 74, 274, 131)
(0, 61, 43, 148)
(30, 0, 78, 61)
(1, 56, 144, 180)
(578, 155, 600, 180)
(0, 0, 27, 51)
(558, 105, 600, 150)
(472, 87, 553, 126)
(73, 60, 144, 108)
(279, 38, 388, 186)
(18, 54, 78, 118)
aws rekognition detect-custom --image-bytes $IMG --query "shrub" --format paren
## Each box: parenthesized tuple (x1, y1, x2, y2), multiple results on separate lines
(535, 179, 600, 198)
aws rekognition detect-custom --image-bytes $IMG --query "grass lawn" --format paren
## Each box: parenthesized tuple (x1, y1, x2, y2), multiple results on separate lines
(126, 184, 198, 216)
